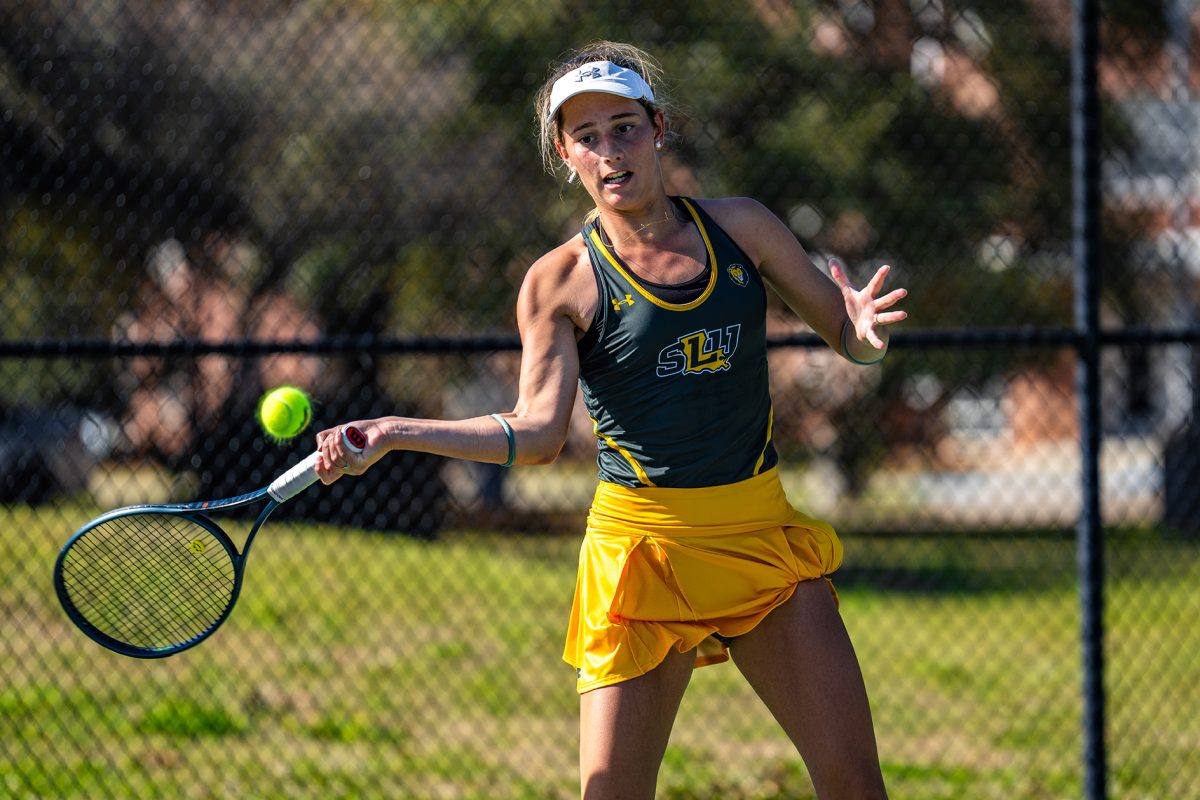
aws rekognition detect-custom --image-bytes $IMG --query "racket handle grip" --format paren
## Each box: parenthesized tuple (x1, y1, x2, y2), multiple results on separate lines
(267, 426, 366, 503)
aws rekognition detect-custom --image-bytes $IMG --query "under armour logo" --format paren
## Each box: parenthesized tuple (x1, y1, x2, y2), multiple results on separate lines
(612, 294, 634, 311)
(575, 66, 602, 82)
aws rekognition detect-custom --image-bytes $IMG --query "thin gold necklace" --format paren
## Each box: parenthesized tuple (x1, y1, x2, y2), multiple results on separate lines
(599, 208, 680, 248)
(599, 210, 698, 283)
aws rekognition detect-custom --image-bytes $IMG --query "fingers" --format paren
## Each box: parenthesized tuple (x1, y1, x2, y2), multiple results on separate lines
(828, 259, 859, 301)
(831, 260, 909, 312)
(874, 287, 908, 310)
(859, 305, 907, 340)
(863, 264, 891, 296)
(865, 286, 908, 334)
(836, 262, 902, 298)
(844, 263, 908, 322)
(314, 444, 343, 485)
(314, 424, 363, 485)
(314, 458, 340, 485)
(828, 257, 848, 287)
(872, 310, 908, 326)
(826, 258, 909, 358)
(863, 325, 887, 351)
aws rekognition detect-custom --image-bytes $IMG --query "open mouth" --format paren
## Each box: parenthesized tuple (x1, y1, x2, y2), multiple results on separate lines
(602, 171, 632, 188)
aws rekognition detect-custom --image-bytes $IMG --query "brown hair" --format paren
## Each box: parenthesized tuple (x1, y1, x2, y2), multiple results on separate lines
(533, 41, 674, 182)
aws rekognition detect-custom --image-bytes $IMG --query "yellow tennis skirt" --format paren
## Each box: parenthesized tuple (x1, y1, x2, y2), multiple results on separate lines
(564, 467, 843, 694)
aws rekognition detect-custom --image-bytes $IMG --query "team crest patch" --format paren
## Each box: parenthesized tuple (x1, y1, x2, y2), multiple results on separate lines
(727, 264, 749, 286)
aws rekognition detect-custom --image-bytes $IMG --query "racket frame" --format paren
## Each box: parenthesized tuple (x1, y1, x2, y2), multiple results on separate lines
(53, 430, 360, 658)
(53, 489, 281, 658)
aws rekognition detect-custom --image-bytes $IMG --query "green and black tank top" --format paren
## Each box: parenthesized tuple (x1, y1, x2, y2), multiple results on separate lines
(576, 196, 777, 488)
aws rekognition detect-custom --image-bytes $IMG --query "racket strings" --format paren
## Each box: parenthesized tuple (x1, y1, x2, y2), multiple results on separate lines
(65, 518, 234, 647)
(58, 513, 237, 651)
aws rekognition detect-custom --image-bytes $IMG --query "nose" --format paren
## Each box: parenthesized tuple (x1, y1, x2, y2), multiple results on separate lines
(597, 133, 624, 161)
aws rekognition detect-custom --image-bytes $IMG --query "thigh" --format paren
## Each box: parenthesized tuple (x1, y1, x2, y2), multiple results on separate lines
(729, 579, 887, 800)
(579, 645, 695, 800)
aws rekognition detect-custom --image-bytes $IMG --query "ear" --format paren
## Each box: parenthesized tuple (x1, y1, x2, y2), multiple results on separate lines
(652, 109, 666, 148)
(554, 140, 572, 170)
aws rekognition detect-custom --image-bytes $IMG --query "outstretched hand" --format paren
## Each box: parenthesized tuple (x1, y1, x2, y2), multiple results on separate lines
(830, 258, 908, 351)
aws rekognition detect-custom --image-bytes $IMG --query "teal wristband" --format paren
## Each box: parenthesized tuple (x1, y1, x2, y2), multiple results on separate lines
(490, 414, 515, 468)
(841, 319, 886, 366)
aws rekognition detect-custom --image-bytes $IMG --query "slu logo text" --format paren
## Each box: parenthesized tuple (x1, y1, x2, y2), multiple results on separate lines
(656, 325, 741, 377)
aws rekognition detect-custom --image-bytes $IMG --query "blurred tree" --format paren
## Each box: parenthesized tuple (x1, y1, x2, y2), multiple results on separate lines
(0, 0, 1169, 487)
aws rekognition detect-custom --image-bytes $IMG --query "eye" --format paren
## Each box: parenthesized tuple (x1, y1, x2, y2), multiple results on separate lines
(615, 123, 635, 135)
(577, 133, 596, 145)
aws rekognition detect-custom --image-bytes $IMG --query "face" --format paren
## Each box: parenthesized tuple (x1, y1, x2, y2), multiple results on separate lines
(555, 92, 664, 208)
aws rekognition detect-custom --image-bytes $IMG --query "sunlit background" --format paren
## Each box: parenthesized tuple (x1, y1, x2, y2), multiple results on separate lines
(2, 2, 1198, 797)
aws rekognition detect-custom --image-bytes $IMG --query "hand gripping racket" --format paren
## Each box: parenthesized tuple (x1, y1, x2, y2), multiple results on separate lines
(53, 426, 368, 658)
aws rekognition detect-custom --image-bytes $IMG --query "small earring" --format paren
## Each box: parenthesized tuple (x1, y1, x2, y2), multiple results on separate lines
(655, 141, 663, 150)
(566, 169, 577, 184)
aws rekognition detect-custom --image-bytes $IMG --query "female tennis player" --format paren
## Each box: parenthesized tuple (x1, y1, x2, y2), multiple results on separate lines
(316, 40, 903, 800)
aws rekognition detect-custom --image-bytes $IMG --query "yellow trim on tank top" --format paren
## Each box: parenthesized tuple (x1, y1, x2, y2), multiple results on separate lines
(753, 405, 774, 475)
(588, 197, 718, 311)
(591, 417, 657, 487)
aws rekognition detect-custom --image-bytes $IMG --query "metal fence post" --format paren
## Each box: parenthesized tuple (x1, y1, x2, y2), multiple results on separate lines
(1072, 0, 1107, 798)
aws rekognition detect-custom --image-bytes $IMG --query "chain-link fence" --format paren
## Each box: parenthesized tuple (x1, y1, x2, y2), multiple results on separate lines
(3, 2, 1199, 798)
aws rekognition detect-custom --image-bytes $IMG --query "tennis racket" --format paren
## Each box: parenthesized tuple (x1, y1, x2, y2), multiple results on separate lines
(53, 425, 368, 658)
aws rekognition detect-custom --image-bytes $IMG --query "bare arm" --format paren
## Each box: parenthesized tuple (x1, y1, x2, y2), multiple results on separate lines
(314, 244, 593, 483)
(700, 197, 907, 362)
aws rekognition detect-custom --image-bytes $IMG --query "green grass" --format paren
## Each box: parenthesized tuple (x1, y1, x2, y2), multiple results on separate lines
(3, 501, 1200, 798)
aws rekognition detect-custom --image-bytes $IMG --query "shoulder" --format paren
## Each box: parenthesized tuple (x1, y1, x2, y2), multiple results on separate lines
(522, 234, 592, 300)
(691, 196, 777, 228)
(689, 197, 784, 265)
(518, 234, 597, 334)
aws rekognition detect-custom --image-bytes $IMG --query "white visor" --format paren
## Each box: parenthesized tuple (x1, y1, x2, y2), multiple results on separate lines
(547, 60, 656, 121)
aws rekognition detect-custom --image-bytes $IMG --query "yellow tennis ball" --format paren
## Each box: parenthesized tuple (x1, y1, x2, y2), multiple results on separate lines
(257, 386, 312, 441)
